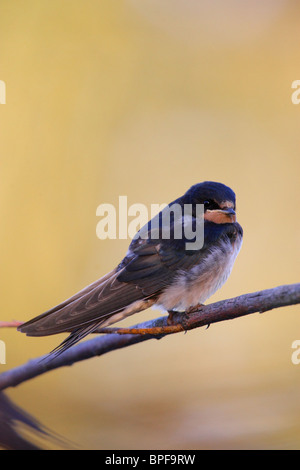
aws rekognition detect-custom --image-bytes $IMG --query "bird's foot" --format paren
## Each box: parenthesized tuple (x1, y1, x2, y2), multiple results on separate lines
(167, 303, 204, 325)
(167, 310, 178, 325)
(167, 310, 189, 332)
(185, 303, 205, 314)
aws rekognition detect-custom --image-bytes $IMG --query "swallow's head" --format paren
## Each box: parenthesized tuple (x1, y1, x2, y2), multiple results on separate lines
(185, 181, 237, 224)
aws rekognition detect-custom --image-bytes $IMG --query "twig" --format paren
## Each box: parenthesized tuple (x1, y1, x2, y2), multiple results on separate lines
(0, 321, 23, 328)
(0, 283, 299, 391)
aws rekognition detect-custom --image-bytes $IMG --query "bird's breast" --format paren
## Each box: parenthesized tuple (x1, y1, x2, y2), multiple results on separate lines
(156, 231, 242, 312)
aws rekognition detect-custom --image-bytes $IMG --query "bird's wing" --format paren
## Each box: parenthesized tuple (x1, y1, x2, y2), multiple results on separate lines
(18, 241, 196, 339)
(18, 268, 148, 337)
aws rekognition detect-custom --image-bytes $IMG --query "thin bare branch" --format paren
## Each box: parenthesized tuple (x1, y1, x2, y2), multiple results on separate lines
(0, 321, 23, 329)
(0, 283, 299, 391)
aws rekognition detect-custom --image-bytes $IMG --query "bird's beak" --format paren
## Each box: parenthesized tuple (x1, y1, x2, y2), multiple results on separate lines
(222, 207, 236, 217)
(220, 207, 236, 222)
(204, 207, 236, 224)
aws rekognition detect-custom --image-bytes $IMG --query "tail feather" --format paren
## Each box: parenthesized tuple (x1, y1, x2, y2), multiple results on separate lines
(47, 322, 103, 359)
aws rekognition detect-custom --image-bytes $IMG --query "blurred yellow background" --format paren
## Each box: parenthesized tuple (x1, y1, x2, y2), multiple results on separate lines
(0, 0, 300, 449)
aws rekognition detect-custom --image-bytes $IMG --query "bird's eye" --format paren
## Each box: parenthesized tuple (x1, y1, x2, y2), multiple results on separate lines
(203, 200, 219, 210)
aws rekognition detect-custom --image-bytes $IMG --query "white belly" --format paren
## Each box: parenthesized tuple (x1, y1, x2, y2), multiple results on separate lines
(156, 236, 242, 311)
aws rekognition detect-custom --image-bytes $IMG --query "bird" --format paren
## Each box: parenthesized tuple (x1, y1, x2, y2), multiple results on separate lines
(18, 181, 243, 355)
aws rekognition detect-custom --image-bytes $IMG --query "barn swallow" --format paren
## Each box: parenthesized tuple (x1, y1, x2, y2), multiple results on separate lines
(18, 181, 243, 354)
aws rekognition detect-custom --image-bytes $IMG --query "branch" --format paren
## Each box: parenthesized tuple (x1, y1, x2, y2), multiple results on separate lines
(0, 283, 299, 391)
(0, 321, 22, 328)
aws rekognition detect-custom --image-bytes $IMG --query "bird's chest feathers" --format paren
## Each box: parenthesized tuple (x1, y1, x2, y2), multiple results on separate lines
(157, 238, 242, 311)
